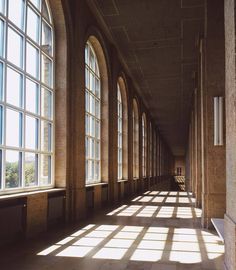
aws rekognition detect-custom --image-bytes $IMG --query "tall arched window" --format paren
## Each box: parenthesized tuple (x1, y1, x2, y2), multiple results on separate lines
(85, 41, 101, 185)
(117, 77, 128, 181)
(117, 83, 122, 180)
(133, 99, 139, 178)
(149, 123, 153, 177)
(0, 0, 54, 192)
(142, 113, 147, 178)
(153, 131, 157, 177)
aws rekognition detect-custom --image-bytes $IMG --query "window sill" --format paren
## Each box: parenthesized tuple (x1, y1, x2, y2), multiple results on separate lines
(118, 179, 128, 183)
(86, 182, 108, 188)
(0, 188, 66, 201)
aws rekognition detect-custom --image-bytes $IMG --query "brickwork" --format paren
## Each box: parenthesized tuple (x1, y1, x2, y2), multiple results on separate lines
(26, 194, 48, 237)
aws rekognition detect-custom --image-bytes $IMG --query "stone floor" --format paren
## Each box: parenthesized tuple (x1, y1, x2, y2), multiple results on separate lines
(0, 191, 224, 270)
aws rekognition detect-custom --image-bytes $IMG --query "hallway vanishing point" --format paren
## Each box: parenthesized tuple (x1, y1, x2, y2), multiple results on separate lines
(0, 191, 224, 270)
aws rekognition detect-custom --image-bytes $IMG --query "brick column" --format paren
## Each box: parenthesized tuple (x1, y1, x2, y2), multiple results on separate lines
(201, 0, 226, 228)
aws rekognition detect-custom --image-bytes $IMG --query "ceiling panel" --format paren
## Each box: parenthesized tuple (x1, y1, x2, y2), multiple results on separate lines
(90, 0, 204, 156)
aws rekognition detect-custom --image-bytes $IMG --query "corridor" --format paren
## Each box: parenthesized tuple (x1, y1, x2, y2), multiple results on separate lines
(1, 191, 224, 270)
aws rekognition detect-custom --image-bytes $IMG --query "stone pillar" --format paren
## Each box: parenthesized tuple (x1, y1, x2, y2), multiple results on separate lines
(195, 82, 202, 208)
(108, 47, 119, 204)
(201, 0, 226, 228)
(224, 0, 236, 269)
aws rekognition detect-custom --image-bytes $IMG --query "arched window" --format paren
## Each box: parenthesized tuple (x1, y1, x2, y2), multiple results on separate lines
(149, 123, 153, 177)
(142, 113, 147, 178)
(153, 131, 157, 177)
(0, 0, 54, 192)
(85, 41, 101, 184)
(117, 77, 128, 181)
(133, 99, 139, 178)
(117, 83, 122, 180)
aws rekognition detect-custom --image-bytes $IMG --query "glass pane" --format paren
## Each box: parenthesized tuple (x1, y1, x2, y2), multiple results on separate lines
(41, 120, 52, 152)
(41, 87, 52, 119)
(90, 139, 94, 159)
(26, 42, 39, 79)
(90, 117, 95, 137)
(42, 0, 50, 22)
(89, 94, 95, 115)
(85, 68, 89, 89)
(95, 141, 99, 159)
(41, 54, 52, 87)
(95, 161, 99, 180)
(85, 137, 89, 158)
(89, 49, 95, 72)
(42, 20, 52, 55)
(0, 19, 4, 57)
(26, 78, 39, 114)
(30, 0, 40, 10)
(0, 62, 3, 101)
(8, 0, 25, 29)
(90, 73, 95, 94)
(85, 44, 88, 65)
(95, 99, 100, 118)
(95, 120, 100, 139)
(95, 78, 100, 98)
(25, 115, 38, 149)
(85, 114, 89, 135)
(0, 106, 3, 144)
(95, 61, 99, 76)
(7, 28, 23, 68)
(40, 154, 51, 185)
(6, 67, 23, 107)
(0, 0, 5, 15)
(85, 91, 89, 112)
(6, 109, 22, 147)
(27, 6, 40, 43)
(0, 149, 2, 188)
(25, 152, 37, 187)
(91, 161, 94, 180)
(5, 150, 21, 188)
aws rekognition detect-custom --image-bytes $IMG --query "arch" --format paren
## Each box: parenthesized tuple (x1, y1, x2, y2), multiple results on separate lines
(142, 113, 147, 178)
(133, 98, 139, 179)
(85, 35, 109, 184)
(48, 0, 69, 188)
(117, 76, 128, 180)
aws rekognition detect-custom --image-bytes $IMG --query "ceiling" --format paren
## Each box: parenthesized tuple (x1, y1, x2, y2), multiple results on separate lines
(88, 0, 204, 156)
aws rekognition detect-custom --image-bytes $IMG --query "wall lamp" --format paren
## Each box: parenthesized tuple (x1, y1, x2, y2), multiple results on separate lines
(214, 96, 224, 146)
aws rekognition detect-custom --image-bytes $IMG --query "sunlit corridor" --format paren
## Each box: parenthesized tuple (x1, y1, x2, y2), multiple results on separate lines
(0, 191, 224, 270)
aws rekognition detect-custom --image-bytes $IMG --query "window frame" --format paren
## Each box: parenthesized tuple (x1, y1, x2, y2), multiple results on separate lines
(85, 41, 101, 185)
(117, 82, 123, 180)
(149, 123, 153, 177)
(142, 113, 147, 178)
(132, 99, 139, 179)
(0, 0, 55, 194)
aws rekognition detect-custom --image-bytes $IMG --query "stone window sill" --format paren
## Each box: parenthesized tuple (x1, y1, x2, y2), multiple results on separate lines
(0, 188, 66, 201)
(118, 179, 128, 183)
(86, 182, 108, 188)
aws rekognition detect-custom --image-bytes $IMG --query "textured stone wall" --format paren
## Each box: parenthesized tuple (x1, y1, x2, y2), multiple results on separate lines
(224, 0, 236, 269)
(188, 0, 226, 228)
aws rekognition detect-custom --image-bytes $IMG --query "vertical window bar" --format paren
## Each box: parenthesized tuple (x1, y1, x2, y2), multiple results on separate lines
(0, 149, 2, 189)
(0, 105, 3, 144)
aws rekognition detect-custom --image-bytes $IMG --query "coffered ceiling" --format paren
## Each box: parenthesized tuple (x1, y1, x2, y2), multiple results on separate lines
(88, 0, 204, 156)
